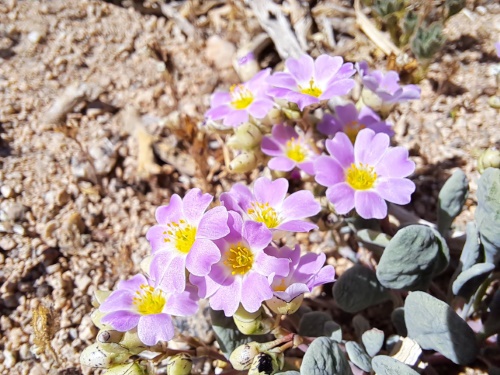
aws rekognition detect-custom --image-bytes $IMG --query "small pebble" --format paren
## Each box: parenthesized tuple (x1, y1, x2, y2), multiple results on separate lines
(0, 185, 13, 198)
(0, 237, 16, 251)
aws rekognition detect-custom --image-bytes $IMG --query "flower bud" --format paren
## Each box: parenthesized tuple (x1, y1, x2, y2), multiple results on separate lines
(166, 353, 193, 375)
(92, 290, 113, 308)
(478, 148, 500, 173)
(229, 151, 259, 173)
(248, 351, 284, 375)
(80, 343, 131, 369)
(97, 330, 125, 344)
(119, 330, 148, 355)
(229, 342, 261, 371)
(260, 107, 284, 127)
(91, 309, 113, 330)
(226, 123, 263, 150)
(103, 362, 146, 375)
(233, 306, 274, 335)
(266, 294, 304, 315)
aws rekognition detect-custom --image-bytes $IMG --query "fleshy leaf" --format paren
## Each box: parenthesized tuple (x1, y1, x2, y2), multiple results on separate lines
(275, 372, 301, 375)
(452, 262, 494, 299)
(376, 225, 450, 291)
(356, 229, 392, 254)
(475, 168, 500, 263)
(301, 337, 353, 375)
(346, 341, 372, 372)
(390, 307, 407, 337)
(333, 265, 390, 313)
(484, 290, 500, 337)
(299, 311, 332, 337)
(371, 355, 420, 375)
(362, 328, 385, 357)
(459, 222, 484, 270)
(437, 170, 468, 234)
(324, 321, 342, 342)
(404, 291, 478, 365)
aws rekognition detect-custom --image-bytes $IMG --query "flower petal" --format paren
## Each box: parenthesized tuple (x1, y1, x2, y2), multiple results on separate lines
(243, 221, 272, 251)
(209, 277, 242, 317)
(326, 183, 355, 215)
(314, 155, 345, 187)
(261, 137, 283, 157)
(308, 265, 336, 289)
(319, 79, 355, 99)
(223, 110, 249, 127)
(248, 99, 274, 119)
(197, 206, 230, 240)
(117, 274, 148, 292)
(101, 311, 139, 332)
(182, 189, 213, 224)
(165, 285, 199, 316)
(267, 72, 298, 90)
(220, 184, 252, 213)
(354, 190, 387, 219)
(325, 133, 354, 168)
(254, 251, 290, 277)
(254, 177, 288, 207)
(314, 55, 343, 83)
(272, 123, 299, 144)
(241, 273, 273, 313)
(186, 238, 221, 276)
(354, 129, 389, 165)
(206, 105, 232, 120)
(138, 314, 174, 345)
(277, 220, 317, 232)
(155, 195, 183, 224)
(375, 178, 415, 205)
(286, 54, 314, 83)
(375, 146, 415, 178)
(150, 251, 186, 293)
(282, 190, 320, 219)
(100, 290, 135, 313)
(317, 113, 342, 136)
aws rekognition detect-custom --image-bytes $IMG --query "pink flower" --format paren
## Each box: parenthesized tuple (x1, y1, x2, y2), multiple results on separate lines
(318, 103, 394, 143)
(190, 212, 290, 317)
(314, 128, 415, 219)
(146, 189, 229, 293)
(267, 54, 355, 110)
(100, 274, 198, 346)
(205, 69, 275, 127)
(220, 177, 320, 233)
(496, 42, 500, 58)
(261, 124, 318, 175)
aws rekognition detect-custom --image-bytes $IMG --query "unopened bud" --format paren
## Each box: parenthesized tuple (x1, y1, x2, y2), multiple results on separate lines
(229, 342, 261, 371)
(91, 309, 112, 330)
(97, 330, 125, 344)
(248, 351, 284, 375)
(103, 362, 146, 375)
(119, 330, 148, 355)
(166, 353, 192, 375)
(229, 151, 259, 173)
(266, 294, 304, 315)
(260, 107, 284, 126)
(80, 343, 131, 369)
(226, 123, 262, 150)
(478, 148, 500, 173)
(233, 306, 273, 335)
(282, 106, 301, 120)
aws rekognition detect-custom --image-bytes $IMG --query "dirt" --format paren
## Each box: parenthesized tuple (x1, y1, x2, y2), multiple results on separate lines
(0, 0, 499, 374)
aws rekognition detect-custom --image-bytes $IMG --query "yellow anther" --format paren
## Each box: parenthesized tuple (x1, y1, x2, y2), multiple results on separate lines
(345, 163, 377, 190)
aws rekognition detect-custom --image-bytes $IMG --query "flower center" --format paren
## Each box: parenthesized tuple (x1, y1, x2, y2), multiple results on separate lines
(345, 163, 378, 190)
(133, 284, 166, 315)
(285, 138, 307, 163)
(224, 243, 254, 276)
(344, 121, 366, 143)
(299, 78, 322, 98)
(247, 202, 280, 228)
(163, 219, 197, 254)
(230, 84, 254, 110)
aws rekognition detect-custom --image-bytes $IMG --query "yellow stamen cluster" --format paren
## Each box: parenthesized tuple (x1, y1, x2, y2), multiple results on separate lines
(285, 137, 307, 163)
(345, 163, 378, 190)
(298, 78, 322, 98)
(344, 121, 366, 144)
(163, 219, 197, 254)
(247, 202, 280, 228)
(224, 243, 254, 276)
(230, 84, 254, 110)
(133, 284, 166, 315)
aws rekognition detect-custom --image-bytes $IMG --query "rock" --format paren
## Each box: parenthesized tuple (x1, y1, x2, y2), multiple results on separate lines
(3, 350, 16, 368)
(0, 237, 16, 251)
(74, 274, 92, 293)
(205, 35, 236, 70)
(0, 185, 13, 198)
(27, 30, 44, 44)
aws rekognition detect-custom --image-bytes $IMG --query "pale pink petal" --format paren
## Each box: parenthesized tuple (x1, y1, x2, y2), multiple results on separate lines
(285, 91, 320, 110)
(155, 195, 183, 224)
(117, 274, 148, 292)
(375, 147, 415, 178)
(210, 92, 231, 107)
(243, 221, 272, 251)
(325, 133, 354, 168)
(355, 190, 387, 219)
(254, 251, 290, 277)
(165, 285, 199, 316)
(248, 100, 274, 119)
(100, 290, 134, 313)
(182, 189, 213, 224)
(151, 252, 186, 293)
(197, 206, 229, 240)
(375, 178, 415, 205)
(220, 184, 252, 213)
(261, 137, 283, 156)
(254, 177, 288, 207)
(277, 283, 309, 301)
(185, 238, 221, 276)
(319, 79, 355, 99)
(286, 55, 314, 83)
(138, 314, 174, 345)
(314, 55, 343, 83)
(223, 110, 249, 127)
(209, 277, 242, 317)
(354, 129, 389, 165)
(267, 72, 298, 90)
(317, 113, 342, 136)
(314, 156, 345, 187)
(241, 273, 274, 313)
(272, 123, 299, 144)
(335, 103, 359, 124)
(101, 311, 139, 332)
(308, 265, 336, 288)
(277, 220, 317, 232)
(205, 105, 232, 120)
(269, 156, 295, 171)
(326, 183, 355, 215)
(282, 190, 320, 219)
(146, 225, 171, 254)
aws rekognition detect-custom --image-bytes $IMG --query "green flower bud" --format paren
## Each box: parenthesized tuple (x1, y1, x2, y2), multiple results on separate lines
(478, 148, 500, 174)
(103, 362, 146, 375)
(166, 353, 193, 375)
(229, 151, 259, 173)
(260, 107, 284, 127)
(226, 123, 263, 151)
(91, 309, 113, 330)
(80, 343, 131, 369)
(248, 351, 284, 375)
(97, 330, 125, 344)
(229, 342, 261, 371)
(266, 294, 304, 315)
(488, 96, 500, 109)
(119, 330, 148, 355)
(233, 306, 274, 335)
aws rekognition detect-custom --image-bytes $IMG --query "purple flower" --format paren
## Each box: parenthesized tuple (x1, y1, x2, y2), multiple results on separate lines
(146, 189, 229, 293)
(318, 103, 394, 143)
(267, 54, 356, 110)
(220, 177, 320, 233)
(264, 245, 335, 314)
(190, 212, 290, 316)
(357, 61, 420, 112)
(205, 69, 275, 127)
(314, 128, 415, 219)
(496, 42, 500, 58)
(261, 124, 318, 175)
(100, 274, 198, 346)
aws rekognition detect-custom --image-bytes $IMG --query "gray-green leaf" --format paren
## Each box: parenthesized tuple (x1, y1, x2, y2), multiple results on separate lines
(323, 321, 342, 343)
(376, 225, 450, 291)
(298, 311, 332, 337)
(333, 265, 390, 313)
(362, 328, 385, 357)
(371, 355, 420, 375)
(437, 170, 468, 234)
(301, 337, 352, 375)
(390, 307, 407, 337)
(346, 341, 372, 372)
(452, 262, 494, 299)
(404, 291, 478, 365)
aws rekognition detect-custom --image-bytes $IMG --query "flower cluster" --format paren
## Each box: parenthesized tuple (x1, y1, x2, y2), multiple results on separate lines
(98, 178, 332, 345)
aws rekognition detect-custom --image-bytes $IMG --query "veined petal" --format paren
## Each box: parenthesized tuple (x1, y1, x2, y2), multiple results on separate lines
(282, 190, 320, 219)
(254, 177, 288, 207)
(151, 251, 186, 293)
(155, 195, 183, 224)
(138, 314, 174, 345)
(286, 54, 314, 83)
(101, 311, 139, 332)
(198, 206, 230, 240)
(326, 183, 355, 215)
(241, 272, 274, 313)
(186, 238, 221, 276)
(100, 290, 135, 313)
(325, 133, 354, 168)
(314, 155, 345, 187)
(354, 129, 389, 166)
(117, 274, 148, 292)
(375, 178, 415, 205)
(354, 190, 387, 219)
(182, 188, 213, 224)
